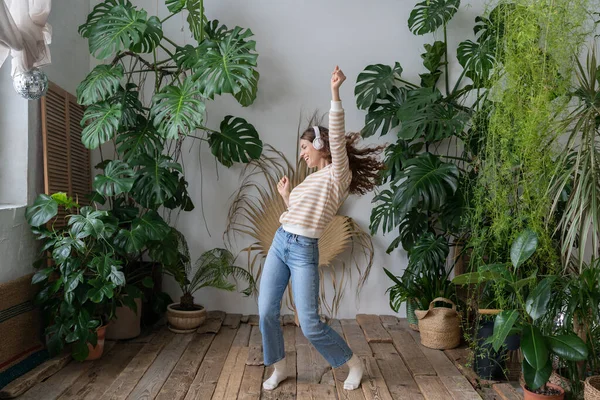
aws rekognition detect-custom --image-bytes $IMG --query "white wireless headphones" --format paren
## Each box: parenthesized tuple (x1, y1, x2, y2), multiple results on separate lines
(312, 126, 324, 150)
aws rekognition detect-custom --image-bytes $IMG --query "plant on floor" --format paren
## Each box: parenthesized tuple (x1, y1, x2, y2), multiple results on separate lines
(224, 144, 374, 317)
(453, 229, 589, 394)
(74, 1, 263, 313)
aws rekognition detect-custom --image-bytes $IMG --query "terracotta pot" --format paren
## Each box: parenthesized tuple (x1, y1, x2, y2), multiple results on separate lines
(86, 324, 108, 361)
(166, 303, 206, 333)
(523, 383, 565, 400)
(106, 297, 142, 340)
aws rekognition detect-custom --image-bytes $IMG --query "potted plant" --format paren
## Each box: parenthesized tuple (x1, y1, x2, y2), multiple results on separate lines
(163, 232, 255, 332)
(25, 193, 127, 361)
(453, 229, 589, 399)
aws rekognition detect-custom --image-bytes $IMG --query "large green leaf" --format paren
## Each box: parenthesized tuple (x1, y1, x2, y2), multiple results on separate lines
(521, 324, 549, 371)
(68, 207, 108, 239)
(234, 69, 260, 107)
(370, 185, 402, 235)
(510, 228, 538, 269)
(492, 310, 519, 352)
(395, 209, 429, 251)
(165, 0, 185, 12)
(421, 41, 446, 72)
(355, 63, 402, 110)
(93, 160, 135, 196)
(150, 78, 205, 140)
(525, 277, 554, 321)
(131, 211, 170, 241)
(131, 155, 182, 207)
(208, 116, 263, 167)
(522, 358, 552, 391)
(81, 102, 122, 149)
(76, 64, 124, 106)
(547, 334, 589, 361)
(78, 0, 132, 38)
(192, 26, 258, 99)
(393, 153, 459, 212)
(88, 5, 148, 59)
(380, 140, 423, 184)
(116, 116, 164, 161)
(362, 86, 405, 138)
(185, 0, 205, 43)
(408, 0, 461, 35)
(148, 228, 180, 266)
(111, 84, 141, 129)
(204, 19, 232, 41)
(407, 233, 449, 269)
(113, 228, 146, 254)
(457, 38, 496, 84)
(131, 16, 162, 53)
(25, 194, 58, 227)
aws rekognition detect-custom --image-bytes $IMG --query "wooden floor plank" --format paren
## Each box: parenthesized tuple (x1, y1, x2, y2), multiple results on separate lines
(238, 365, 264, 400)
(102, 329, 174, 400)
(440, 375, 482, 400)
(212, 346, 250, 400)
(360, 356, 394, 400)
(232, 323, 252, 347)
(19, 341, 117, 400)
(183, 326, 238, 400)
(57, 342, 142, 400)
(197, 311, 226, 334)
(414, 376, 454, 400)
(260, 350, 296, 400)
(155, 333, 215, 400)
(247, 315, 259, 326)
(405, 329, 462, 377)
(371, 343, 423, 400)
(492, 383, 521, 400)
(356, 314, 392, 343)
(246, 325, 263, 366)
(296, 337, 336, 399)
(341, 319, 372, 356)
(332, 366, 366, 400)
(379, 315, 400, 329)
(223, 314, 242, 329)
(386, 328, 436, 377)
(126, 333, 195, 399)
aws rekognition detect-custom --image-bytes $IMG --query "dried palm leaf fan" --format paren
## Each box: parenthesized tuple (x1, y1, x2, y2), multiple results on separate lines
(225, 114, 374, 320)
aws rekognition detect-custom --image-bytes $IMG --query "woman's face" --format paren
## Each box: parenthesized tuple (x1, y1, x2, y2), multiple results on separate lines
(299, 139, 325, 168)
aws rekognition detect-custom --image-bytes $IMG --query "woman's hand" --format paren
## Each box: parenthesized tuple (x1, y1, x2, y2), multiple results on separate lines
(277, 176, 290, 206)
(331, 65, 346, 101)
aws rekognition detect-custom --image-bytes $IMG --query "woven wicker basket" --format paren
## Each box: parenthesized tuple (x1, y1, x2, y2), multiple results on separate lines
(585, 376, 600, 400)
(415, 297, 461, 350)
(407, 298, 419, 331)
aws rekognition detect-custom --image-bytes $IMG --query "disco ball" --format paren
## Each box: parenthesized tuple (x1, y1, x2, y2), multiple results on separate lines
(13, 68, 48, 100)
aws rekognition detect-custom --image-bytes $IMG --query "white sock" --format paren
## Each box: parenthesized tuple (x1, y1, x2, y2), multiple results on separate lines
(343, 354, 363, 390)
(263, 358, 287, 391)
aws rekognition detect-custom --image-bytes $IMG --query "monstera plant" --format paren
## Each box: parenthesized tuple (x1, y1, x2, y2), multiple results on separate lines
(356, 0, 507, 260)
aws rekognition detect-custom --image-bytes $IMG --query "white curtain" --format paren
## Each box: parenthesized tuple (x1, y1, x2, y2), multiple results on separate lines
(0, 0, 52, 76)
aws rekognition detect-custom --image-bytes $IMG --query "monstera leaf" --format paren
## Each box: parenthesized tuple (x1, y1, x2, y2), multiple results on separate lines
(208, 116, 263, 167)
(150, 77, 205, 140)
(116, 116, 164, 161)
(76, 64, 124, 106)
(407, 233, 449, 269)
(393, 153, 459, 212)
(131, 16, 163, 53)
(370, 184, 402, 235)
(88, 5, 148, 59)
(131, 210, 170, 241)
(78, 0, 132, 38)
(25, 194, 59, 227)
(234, 70, 260, 107)
(93, 160, 135, 196)
(457, 38, 496, 84)
(355, 63, 402, 110)
(111, 83, 142, 128)
(166, 0, 206, 42)
(192, 26, 258, 99)
(391, 209, 429, 253)
(131, 155, 182, 207)
(362, 86, 406, 138)
(380, 140, 423, 184)
(408, 0, 461, 35)
(68, 207, 108, 239)
(81, 102, 122, 149)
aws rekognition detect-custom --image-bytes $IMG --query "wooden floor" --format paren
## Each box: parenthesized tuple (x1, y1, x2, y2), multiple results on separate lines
(10, 313, 495, 400)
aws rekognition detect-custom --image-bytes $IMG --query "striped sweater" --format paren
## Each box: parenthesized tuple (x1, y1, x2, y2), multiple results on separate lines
(279, 101, 352, 238)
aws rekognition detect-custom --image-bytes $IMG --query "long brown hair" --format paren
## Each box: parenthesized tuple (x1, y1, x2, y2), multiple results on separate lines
(301, 125, 385, 195)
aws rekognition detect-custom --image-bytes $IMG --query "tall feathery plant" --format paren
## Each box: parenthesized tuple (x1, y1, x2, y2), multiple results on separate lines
(225, 141, 374, 318)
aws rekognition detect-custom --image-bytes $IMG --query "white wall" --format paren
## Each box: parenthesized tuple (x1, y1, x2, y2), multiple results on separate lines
(0, 0, 89, 284)
(151, 0, 487, 318)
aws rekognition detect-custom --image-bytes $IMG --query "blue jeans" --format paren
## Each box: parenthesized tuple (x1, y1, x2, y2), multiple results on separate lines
(258, 226, 353, 368)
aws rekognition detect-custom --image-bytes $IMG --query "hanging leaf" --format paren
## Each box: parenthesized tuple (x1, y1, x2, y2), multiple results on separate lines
(421, 41, 447, 72)
(131, 16, 163, 53)
(88, 5, 148, 59)
(355, 63, 401, 110)
(492, 310, 519, 352)
(370, 184, 402, 235)
(523, 358, 552, 391)
(510, 228, 538, 269)
(186, 0, 205, 43)
(131, 155, 182, 207)
(204, 19, 231, 41)
(76, 64, 124, 106)
(408, 0, 461, 35)
(548, 334, 589, 361)
(93, 160, 135, 196)
(78, 0, 132, 38)
(150, 77, 205, 140)
(234, 70, 260, 107)
(208, 116, 263, 167)
(192, 26, 258, 99)
(165, 0, 186, 13)
(25, 194, 59, 227)
(81, 102, 122, 149)
(116, 116, 164, 161)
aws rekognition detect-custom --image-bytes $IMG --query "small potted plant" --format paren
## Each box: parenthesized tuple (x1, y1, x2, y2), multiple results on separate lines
(453, 229, 589, 399)
(163, 232, 255, 332)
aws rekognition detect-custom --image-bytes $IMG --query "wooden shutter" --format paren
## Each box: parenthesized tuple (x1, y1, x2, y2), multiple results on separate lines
(41, 82, 91, 226)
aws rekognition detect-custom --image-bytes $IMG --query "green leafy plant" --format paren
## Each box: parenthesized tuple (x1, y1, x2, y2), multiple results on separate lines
(453, 229, 589, 392)
(163, 231, 255, 311)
